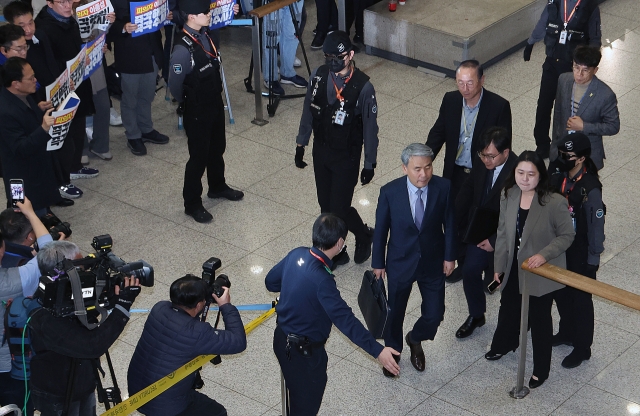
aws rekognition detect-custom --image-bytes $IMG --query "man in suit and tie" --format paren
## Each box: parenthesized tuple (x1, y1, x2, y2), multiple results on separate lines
(454, 127, 518, 339)
(372, 143, 456, 377)
(551, 45, 619, 169)
(426, 59, 511, 283)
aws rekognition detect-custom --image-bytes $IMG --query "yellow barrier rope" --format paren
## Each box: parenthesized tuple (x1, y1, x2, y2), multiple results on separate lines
(100, 306, 276, 416)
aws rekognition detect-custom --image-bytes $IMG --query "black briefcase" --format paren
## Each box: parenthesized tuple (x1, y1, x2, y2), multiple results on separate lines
(357, 270, 390, 339)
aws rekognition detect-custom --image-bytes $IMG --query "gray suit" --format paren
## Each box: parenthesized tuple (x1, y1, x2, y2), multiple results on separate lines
(494, 188, 575, 297)
(551, 73, 620, 169)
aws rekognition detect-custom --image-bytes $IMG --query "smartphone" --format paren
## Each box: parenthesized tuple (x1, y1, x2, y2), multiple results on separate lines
(10, 179, 24, 208)
(487, 272, 505, 294)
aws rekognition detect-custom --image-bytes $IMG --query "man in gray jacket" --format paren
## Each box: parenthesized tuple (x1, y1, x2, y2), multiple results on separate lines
(551, 45, 619, 169)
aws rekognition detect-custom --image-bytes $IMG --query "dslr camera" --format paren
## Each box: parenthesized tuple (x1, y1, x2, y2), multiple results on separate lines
(39, 212, 72, 241)
(201, 257, 231, 302)
(35, 234, 154, 318)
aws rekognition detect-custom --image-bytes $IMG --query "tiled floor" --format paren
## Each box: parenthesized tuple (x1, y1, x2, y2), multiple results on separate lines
(9, 0, 640, 414)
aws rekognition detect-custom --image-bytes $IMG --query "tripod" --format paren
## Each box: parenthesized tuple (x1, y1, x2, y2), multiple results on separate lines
(244, 0, 311, 117)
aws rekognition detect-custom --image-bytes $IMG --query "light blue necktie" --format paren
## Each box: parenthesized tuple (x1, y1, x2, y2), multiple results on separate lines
(414, 189, 424, 229)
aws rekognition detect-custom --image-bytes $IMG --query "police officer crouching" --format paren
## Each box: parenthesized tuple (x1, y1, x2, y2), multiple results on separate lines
(295, 31, 379, 268)
(169, 0, 243, 224)
(549, 132, 605, 369)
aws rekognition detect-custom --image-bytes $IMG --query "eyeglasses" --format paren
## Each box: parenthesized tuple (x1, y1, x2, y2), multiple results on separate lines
(324, 53, 348, 60)
(10, 44, 30, 53)
(52, 0, 74, 5)
(477, 151, 500, 161)
(572, 65, 594, 75)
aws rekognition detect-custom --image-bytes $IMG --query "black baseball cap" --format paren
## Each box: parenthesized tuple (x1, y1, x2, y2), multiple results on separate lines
(557, 132, 591, 155)
(323, 31, 353, 55)
(180, 0, 210, 15)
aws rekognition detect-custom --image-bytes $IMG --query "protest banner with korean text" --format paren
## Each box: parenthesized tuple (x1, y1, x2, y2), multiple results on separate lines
(76, 0, 114, 39)
(84, 33, 106, 80)
(209, 0, 235, 30)
(45, 69, 71, 109)
(130, 0, 169, 37)
(66, 46, 87, 92)
(48, 93, 81, 151)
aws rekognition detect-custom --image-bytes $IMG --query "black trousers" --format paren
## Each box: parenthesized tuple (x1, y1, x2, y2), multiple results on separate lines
(314, 0, 338, 34)
(462, 244, 493, 317)
(183, 98, 227, 210)
(490, 266, 555, 379)
(0, 372, 34, 416)
(385, 263, 445, 352)
(451, 164, 471, 265)
(533, 57, 573, 152)
(55, 116, 86, 183)
(312, 144, 367, 238)
(274, 326, 328, 416)
(345, 0, 365, 37)
(554, 266, 597, 351)
(175, 390, 227, 416)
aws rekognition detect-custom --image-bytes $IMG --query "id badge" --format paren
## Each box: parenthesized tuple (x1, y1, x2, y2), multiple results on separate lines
(559, 30, 568, 44)
(334, 110, 347, 125)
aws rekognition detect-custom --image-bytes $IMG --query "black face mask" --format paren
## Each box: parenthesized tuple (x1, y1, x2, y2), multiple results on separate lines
(557, 153, 577, 172)
(326, 56, 347, 73)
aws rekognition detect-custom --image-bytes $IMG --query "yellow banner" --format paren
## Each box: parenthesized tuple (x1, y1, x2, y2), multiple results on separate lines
(100, 306, 275, 416)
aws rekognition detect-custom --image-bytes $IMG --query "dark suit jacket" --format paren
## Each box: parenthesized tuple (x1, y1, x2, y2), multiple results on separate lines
(426, 89, 512, 180)
(372, 175, 456, 283)
(551, 73, 620, 169)
(0, 89, 61, 210)
(494, 188, 575, 297)
(456, 151, 519, 247)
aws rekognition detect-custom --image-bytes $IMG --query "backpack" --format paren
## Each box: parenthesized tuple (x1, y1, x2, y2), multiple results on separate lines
(2, 296, 41, 380)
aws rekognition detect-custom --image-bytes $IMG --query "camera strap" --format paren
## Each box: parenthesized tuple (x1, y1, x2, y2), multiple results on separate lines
(64, 260, 108, 330)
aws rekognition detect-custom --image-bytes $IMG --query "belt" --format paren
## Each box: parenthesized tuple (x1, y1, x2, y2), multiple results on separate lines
(276, 326, 326, 349)
(455, 164, 471, 174)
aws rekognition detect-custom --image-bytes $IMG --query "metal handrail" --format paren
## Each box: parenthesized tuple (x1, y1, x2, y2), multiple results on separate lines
(509, 261, 640, 399)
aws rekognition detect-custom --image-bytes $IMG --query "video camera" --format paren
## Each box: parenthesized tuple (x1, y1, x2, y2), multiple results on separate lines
(201, 257, 231, 302)
(35, 234, 154, 319)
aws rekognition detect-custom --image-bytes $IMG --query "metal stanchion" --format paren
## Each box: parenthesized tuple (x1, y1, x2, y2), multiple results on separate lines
(251, 15, 268, 125)
(337, 0, 346, 31)
(280, 370, 290, 416)
(509, 277, 530, 399)
(218, 52, 235, 124)
(165, 24, 177, 101)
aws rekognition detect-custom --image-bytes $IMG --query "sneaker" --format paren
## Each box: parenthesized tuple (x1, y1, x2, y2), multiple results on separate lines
(185, 206, 213, 223)
(280, 74, 308, 88)
(207, 186, 244, 201)
(263, 80, 285, 96)
(85, 127, 93, 141)
(127, 139, 147, 156)
(354, 225, 374, 264)
(70, 166, 99, 179)
(311, 32, 326, 49)
(59, 184, 83, 199)
(90, 150, 113, 160)
(81, 155, 90, 165)
(293, 57, 302, 68)
(109, 108, 123, 126)
(141, 129, 169, 144)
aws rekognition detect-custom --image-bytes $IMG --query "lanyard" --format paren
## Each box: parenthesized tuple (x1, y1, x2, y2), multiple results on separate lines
(309, 250, 333, 275)
(462, 106, 479, 138)
(561, 167, 586, 196)
(563, 0, 582, 28)
(182, 29, 218, 60)
(331, 67, 354, 102)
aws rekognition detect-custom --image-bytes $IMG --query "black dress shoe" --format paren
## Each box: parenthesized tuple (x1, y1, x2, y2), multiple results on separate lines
(552, 333, 573, 347)
(528, 375, 547, 389)
(353, 34, 364, 44)
(127, 139, 147, 156)
(382, 353, 400, 378)
(354, 226, 374, 264)
(445, 267, 463, 283)
(207, 187, 244, 201)
(185, 206, 213, 223)
(55, 198, 75, 207)
(311, 32, 326, 49)
(330, 250, 350, 271)
(405, 332, 425, 372)
(484, 348, 516, 361)
(561, 348, 591, 369)
(141, 129, 169, 144)
(455, 315, 485, 339)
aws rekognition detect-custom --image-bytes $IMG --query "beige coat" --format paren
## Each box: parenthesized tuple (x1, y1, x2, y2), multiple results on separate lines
(494, 187, 575, 297)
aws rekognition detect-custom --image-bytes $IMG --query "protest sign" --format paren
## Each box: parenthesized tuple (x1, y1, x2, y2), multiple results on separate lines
(45, 69, 71, 109)
(209, 0, 235, 30)
(84, 33, 106, 80)
(130, 0, 169, 37)
(66, 46, 87, 92)
(47, 93, 81, 151)
(76, 0, 114, 39)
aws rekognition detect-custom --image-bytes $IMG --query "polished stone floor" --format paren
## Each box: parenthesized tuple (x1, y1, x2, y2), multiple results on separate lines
(10, 0, 640, 414)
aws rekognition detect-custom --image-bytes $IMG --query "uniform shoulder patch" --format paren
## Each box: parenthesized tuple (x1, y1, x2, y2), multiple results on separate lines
(596, 209, 604, 219)
(372, 104, 377, 114)
(173, 64, 182, 74)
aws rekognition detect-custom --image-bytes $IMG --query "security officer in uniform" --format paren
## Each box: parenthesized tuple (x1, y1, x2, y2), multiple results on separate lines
(295, 30, 378, 268)
(548, 132, 604, 369)
(265, 213, 399, 415)
(524, 0, 601, 159)
(169, 0, 243, 224)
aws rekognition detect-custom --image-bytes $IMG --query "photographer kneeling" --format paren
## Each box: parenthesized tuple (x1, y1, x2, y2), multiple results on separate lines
(127, 275, 247, 416)
(28, 241, 141, 415)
